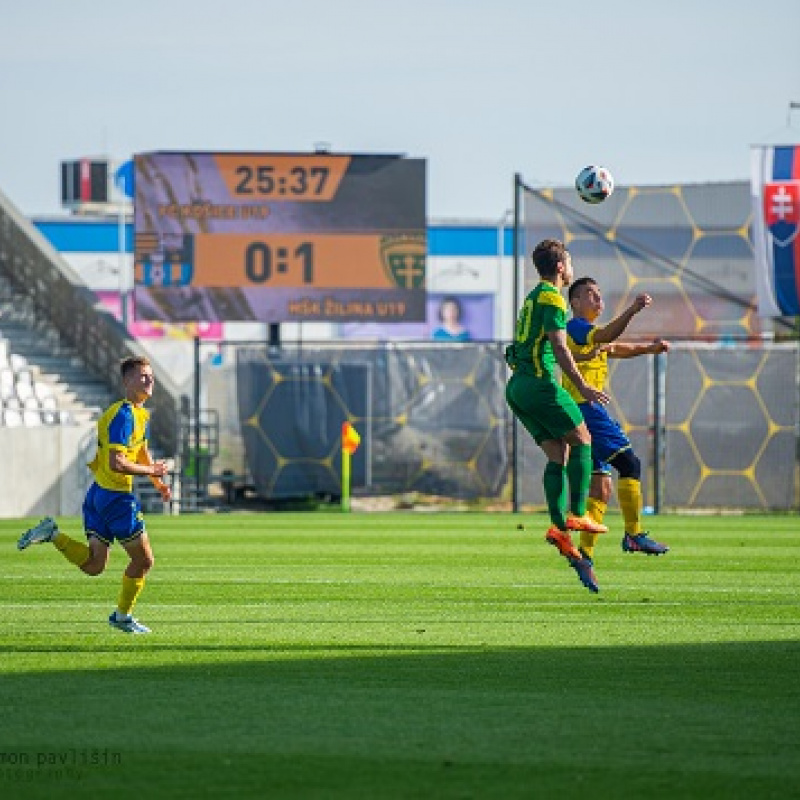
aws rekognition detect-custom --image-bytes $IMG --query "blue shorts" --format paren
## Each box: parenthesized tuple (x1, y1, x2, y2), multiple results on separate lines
(82, 483, 146, 546)
(579, 402, 631, 475)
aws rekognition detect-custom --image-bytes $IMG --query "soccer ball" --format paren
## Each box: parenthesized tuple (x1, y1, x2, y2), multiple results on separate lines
(575, 165, 614, 204)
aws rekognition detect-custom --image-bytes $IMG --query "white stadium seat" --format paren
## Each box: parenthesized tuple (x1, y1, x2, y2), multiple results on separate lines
(15, 381, 34, 402)
(2, 409, 23, 427)
(22, 410, 42, 427)
(9, 353, 27, 372)
(34, 381, 53, 401)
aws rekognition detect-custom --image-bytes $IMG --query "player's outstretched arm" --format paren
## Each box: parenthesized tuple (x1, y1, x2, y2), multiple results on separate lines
(608, 339, 671, 359)
(573, 344, 611, 362)
(593, 294, 652, 345)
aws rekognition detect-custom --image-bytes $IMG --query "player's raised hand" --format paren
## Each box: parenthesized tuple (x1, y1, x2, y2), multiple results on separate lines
(632, 294, 652, 312)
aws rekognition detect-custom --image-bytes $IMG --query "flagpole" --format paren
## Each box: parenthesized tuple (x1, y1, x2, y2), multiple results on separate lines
(341, 447, 351, 513)
(340, 422, 360, 513)
(114, 159, 133, 329)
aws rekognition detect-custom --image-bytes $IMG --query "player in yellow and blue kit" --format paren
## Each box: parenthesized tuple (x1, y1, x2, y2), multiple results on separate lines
(564, 277, 670, 567)
(505, 239, 610, 593)
(17, 356, 171, 634)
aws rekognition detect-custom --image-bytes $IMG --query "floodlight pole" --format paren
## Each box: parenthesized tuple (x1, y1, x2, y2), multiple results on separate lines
(511, 173, 522, 514)
(652, 350, 663, 515)
(118, 200, 127, 328)
(497, 208, 513, 338)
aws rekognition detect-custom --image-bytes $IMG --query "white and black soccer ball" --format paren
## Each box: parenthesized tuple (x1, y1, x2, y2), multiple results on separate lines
(575, 165, 614, 204)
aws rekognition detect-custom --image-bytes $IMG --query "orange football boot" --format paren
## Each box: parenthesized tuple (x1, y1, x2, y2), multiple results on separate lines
(566, 515, 608, 534)
(545, 527, 582, 560)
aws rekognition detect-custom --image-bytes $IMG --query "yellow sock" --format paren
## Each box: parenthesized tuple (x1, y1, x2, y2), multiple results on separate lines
(580, 497, 607, 558)
(618, 478, 643, 534)
(117, 575, 145, 616)
(52, 531, 90, 567)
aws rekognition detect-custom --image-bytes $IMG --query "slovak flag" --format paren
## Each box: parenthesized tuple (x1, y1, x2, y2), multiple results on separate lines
(751, 144, 800, 316)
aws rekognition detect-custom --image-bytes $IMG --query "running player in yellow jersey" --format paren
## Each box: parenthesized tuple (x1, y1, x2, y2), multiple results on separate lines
(564, 277, 670, 569)
(17, 356, 171, 634)
(505, 239, 610, 593)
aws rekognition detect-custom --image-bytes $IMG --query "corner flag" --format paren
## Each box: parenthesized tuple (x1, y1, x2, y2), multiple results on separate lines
(341, 422, 360, 512)
(342, 422, 361, 455)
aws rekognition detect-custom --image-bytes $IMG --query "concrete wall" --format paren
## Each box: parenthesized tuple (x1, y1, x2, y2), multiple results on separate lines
(0, 422, 95, 518)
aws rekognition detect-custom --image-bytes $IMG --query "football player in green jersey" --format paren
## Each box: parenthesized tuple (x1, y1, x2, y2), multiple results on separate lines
(505, 239, 609, 593)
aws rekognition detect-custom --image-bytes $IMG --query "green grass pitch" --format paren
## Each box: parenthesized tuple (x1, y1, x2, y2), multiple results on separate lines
(1, 512, 798, 799)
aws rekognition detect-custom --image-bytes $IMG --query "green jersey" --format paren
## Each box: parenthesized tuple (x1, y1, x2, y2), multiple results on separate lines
(506, 280, 567, 380)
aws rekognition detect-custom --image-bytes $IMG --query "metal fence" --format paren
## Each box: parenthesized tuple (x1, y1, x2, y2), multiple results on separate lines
(663, 344, 798, 508)
(200, 339, 798, 511)
(204, 341, 510, 502)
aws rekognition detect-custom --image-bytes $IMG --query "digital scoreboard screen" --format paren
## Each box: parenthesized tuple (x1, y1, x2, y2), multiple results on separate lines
(133, 152, 426, 323)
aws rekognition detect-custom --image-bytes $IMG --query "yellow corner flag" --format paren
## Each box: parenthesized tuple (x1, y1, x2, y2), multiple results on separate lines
(342, 422, 361, 455)
(341, 422, 360, 513)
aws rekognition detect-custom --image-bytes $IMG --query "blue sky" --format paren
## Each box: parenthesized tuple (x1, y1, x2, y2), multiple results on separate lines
(1, 0, 799, 220)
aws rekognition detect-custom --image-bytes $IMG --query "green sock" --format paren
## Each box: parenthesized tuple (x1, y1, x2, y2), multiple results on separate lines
(543, 462, 568, 529)
(567, 443, 592, 517)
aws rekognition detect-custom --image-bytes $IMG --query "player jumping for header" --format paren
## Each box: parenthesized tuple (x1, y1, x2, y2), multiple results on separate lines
(505, 239, 610, 594)
(564, 276, 670, 568)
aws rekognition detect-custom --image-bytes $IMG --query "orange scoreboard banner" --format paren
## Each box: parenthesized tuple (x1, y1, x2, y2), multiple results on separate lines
(133, 152, 427, 323)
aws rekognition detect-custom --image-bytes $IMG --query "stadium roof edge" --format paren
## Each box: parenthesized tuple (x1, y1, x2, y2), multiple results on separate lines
(29, 213, 504, 227)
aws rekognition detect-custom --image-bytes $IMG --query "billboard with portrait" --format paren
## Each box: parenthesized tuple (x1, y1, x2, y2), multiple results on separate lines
(339, 293, 494, 341)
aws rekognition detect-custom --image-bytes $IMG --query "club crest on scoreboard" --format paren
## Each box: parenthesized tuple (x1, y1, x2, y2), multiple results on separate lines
(134, 232, 195, 286)
(380, 234, 426, 290)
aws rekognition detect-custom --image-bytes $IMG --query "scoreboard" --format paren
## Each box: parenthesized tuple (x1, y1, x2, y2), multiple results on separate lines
(133, 152, 426, 323)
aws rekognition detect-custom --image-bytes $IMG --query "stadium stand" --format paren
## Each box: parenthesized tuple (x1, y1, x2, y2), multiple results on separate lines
(0, 274, 112, 424)
(0, 185, 181, 445)
(0, 185, 183, 516)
